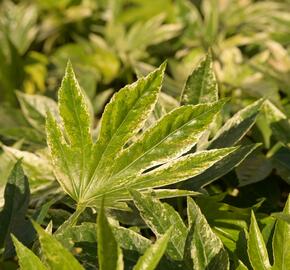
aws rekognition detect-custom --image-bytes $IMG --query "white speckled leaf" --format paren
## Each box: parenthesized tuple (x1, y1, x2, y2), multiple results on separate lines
(209, 99, 264, 149)
(130, 190, 187, 261)
(109, 101, 225, 180)
(87, 63, 166, 188)
(46, 61, 240, 209)
(33, 221, 84, 270)
(130, 147, 237, 190)
(186, 197, 229, 270)
(180, 53, 218, 105)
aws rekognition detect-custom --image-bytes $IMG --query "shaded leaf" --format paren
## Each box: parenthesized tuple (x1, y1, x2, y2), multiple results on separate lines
(33, 221, 84, 270)
(12, 235, 47, 270)
(272, 195, 290, 270)
(209, 99, 264, 149)
(97, 201, 124, 270)
(130, 190, 187, 261)
(185, 197, 229, 270)
(0, 160, 34, 258)
(133, 227, 172, 270)
(181, 144, 259, 189)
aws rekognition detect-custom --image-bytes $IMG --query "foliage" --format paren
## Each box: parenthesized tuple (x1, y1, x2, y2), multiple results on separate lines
(0, 0, 289, 269)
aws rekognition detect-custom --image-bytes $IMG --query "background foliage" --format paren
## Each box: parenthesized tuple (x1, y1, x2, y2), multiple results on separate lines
(0, 0, 289, 269)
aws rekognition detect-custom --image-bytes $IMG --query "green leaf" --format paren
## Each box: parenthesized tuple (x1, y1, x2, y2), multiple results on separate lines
(16, 91, 58, 133)
(185, 197, 229, 270)
(112, 225, 151, 254)
(2, 145, 54, 183)
(236, 151, 272, 186)
(271, 212, 290, 224)
(0, 160, 34, 258)
(46, 61, 166, 206)
(181, 144, 259, 189)
(58, 60, 93, 199)
(33, 221, 84, 270)
(236, 260, 248, 270)
(46, 112, 78, 200)
(180, 52, 218, 105)
(56, 222, 151, 254)
(129, 147, 237, 190)
(209, 99, 264, 149)
(262, 100, 290, 145)
(97, 201, 124, 270)
(248, 211, 271, 270)
(130, 190, 187, 261)
(86, 62, 166, 191)
(109, 101, 225, 180)
(133, 227, 172, 270)
(272, 195, 290, 270)
(12, 235, 47, 270)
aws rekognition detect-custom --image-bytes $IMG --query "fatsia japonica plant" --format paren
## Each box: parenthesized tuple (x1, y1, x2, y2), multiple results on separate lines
(45, 58, 241, 211)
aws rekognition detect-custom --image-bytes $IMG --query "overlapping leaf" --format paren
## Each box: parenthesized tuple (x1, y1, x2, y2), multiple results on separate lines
(46, 61, 238, 208)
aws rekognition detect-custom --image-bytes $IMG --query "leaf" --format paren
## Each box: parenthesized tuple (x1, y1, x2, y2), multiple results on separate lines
(185, 197, 229, 270)
(236, 260, 248, 270)
(180, 52, 218, 105)
(0, 160, 34, 258)
(33, 221, 84, 270)
(142, 189, 200, 199)
(58, 60, 93, 199)
(56, 222, 151, 254)
(46, 61, 166, 205)
(2, 145, 55, 183)
(247, 211, 271, 270)
(109, 100, 225, 180)
(130, 189, 187, 261)
(272, 195, 290, 270)
(236, 151, 272, 186)
(133, 227, 172, 270)
(86, 62, 166, 189)
(12, 235, 47, 270)
(208, 99, 264, 149)
(129, 147, 237, 191)
(16, 91, 59, 133)
(181, 144, 259, 189)
(271, 212, 290, 224)
(262, 100, 290, 145)
(111, 225, 151, 254)
(272, 146, 290, 185)
(97, 201, 124, 270)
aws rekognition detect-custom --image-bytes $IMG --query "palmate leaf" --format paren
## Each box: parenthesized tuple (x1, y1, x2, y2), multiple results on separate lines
(46, 61, 238, 208)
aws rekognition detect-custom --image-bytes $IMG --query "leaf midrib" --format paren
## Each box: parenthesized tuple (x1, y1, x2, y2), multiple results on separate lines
(66, 77, 88, 198)
(137, 197, 185, 260)
(107, 104, 219, 184)
(82, 81, 159, 199)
